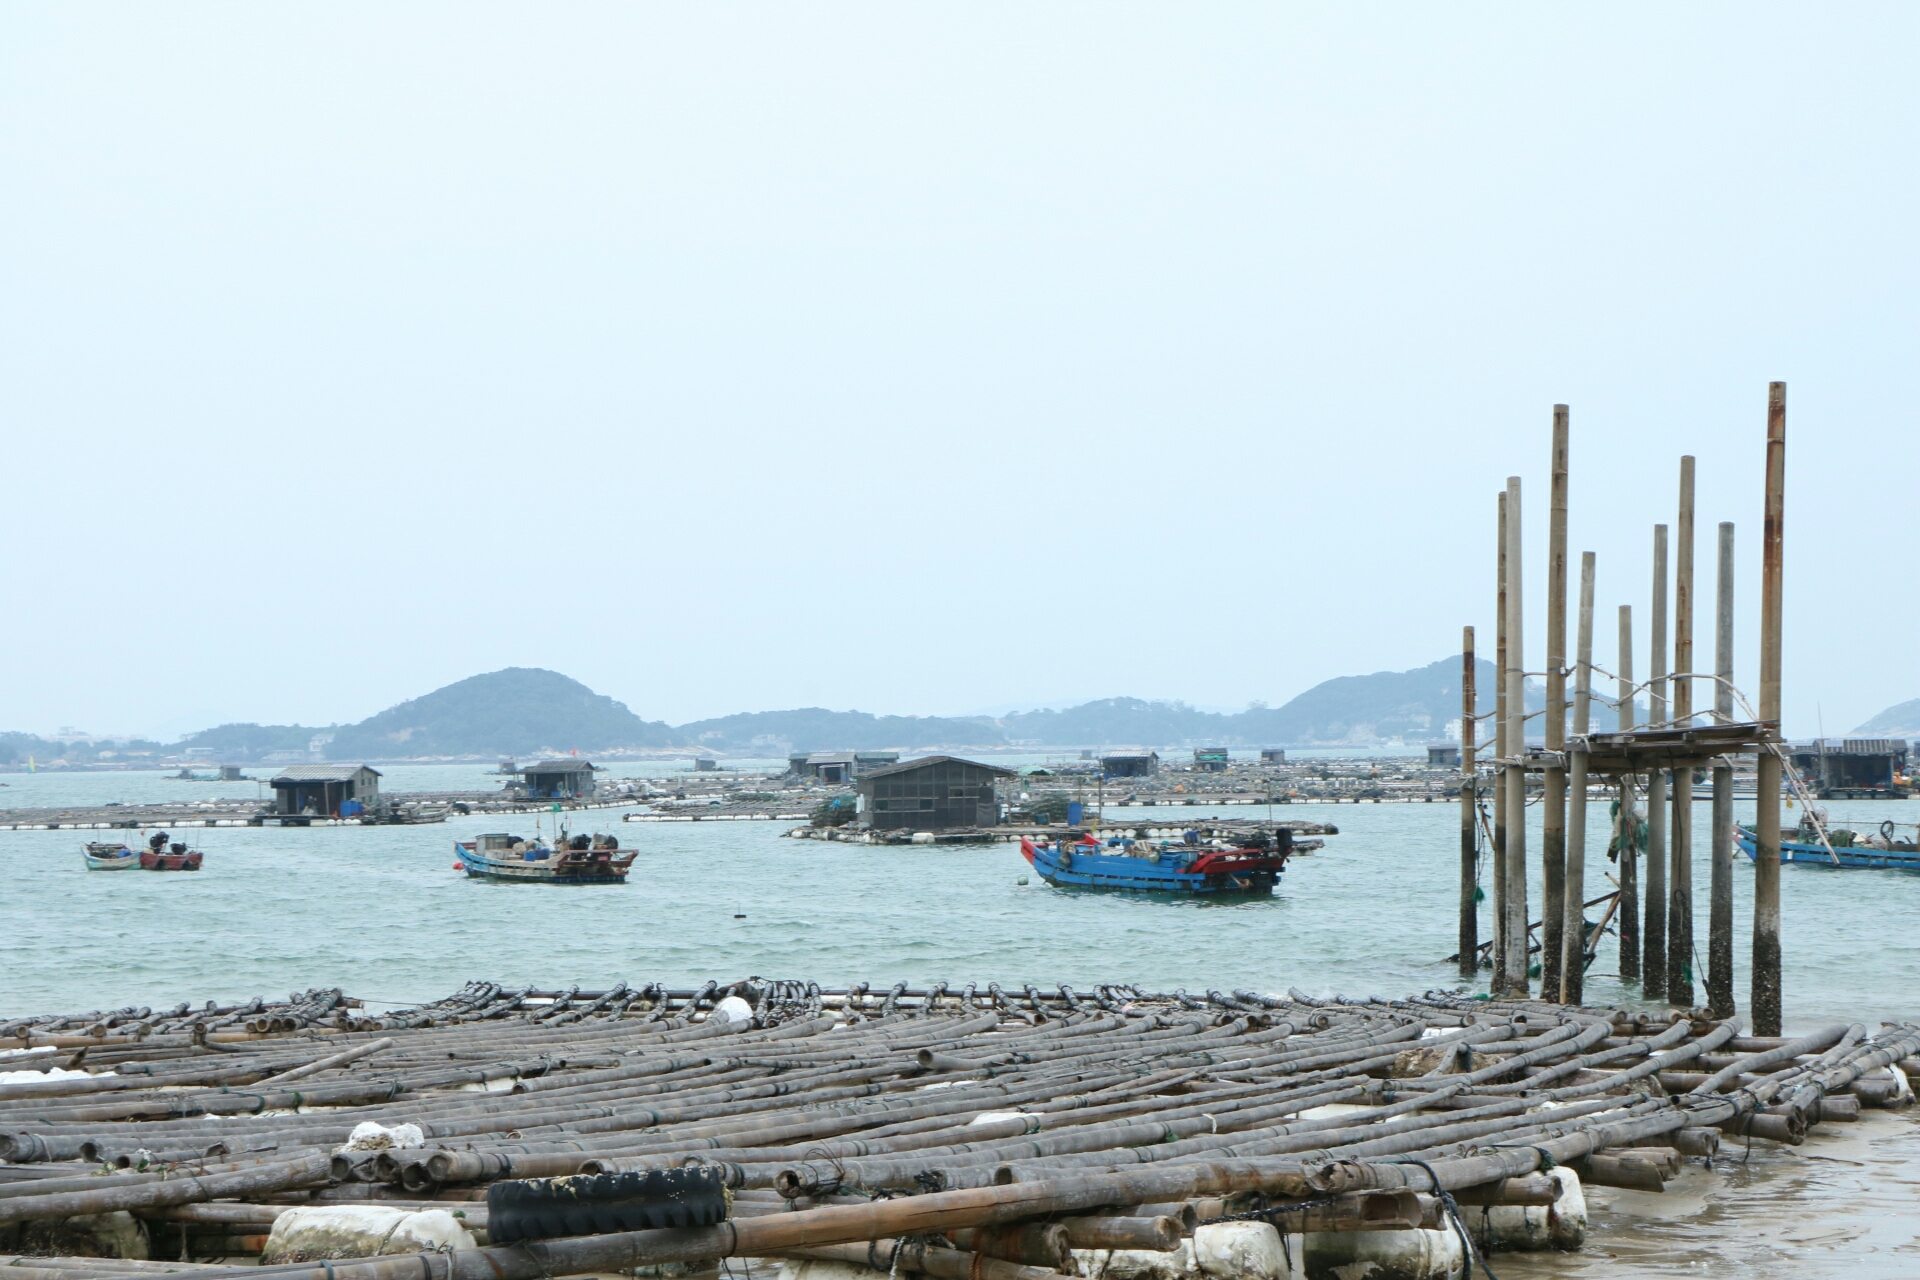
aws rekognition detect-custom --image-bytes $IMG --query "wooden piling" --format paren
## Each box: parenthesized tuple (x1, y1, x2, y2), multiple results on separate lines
(1503, 476, 1530, 997)
(1617, 605, 1639, 983)
(1561, 551, 1595, 1005)
(1492, 491, 1510, 992)
(1669, 457, 1696, 1008)
(1754, 382, 1786, 1036)
(1708, 521, 1737, 1019)
(1542, 407, 1570, 1001)
(1459, 628, 1478, 979)
(1644, 525, 1669, 996)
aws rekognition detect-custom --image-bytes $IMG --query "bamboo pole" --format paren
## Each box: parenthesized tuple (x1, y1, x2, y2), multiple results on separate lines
(1617, 605, 1639, 983)
(1493, 492, 1510, 991)
(1754, 382, 1786, 1036)
(1459, 628, 1478, 979)
(1644, 524, 1669, 996)
(1542, 407, 1570, 1000)
(1561, 551, 1595, 1005)
(254, 1037, 394, 1088)
(1503, 476, 1530, 997)
(1708, 520, 1737, 1019)
(1670, 456, 1697, 1007)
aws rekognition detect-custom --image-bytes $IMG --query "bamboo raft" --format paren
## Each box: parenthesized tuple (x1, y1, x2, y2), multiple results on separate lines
(1, 980, 1913, 1280)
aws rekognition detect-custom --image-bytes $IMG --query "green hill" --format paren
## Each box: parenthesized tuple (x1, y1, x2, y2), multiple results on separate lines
(325, 668, 680, 759)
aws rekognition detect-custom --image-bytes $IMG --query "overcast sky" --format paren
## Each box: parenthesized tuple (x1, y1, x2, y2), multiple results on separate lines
(3, 6, 1913, 739)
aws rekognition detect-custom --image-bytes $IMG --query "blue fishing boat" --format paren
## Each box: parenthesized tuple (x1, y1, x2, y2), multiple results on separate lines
(454, 830, 635, 885)
(1736, 821, 1920, 871)
(1020, 831, 1288, 896)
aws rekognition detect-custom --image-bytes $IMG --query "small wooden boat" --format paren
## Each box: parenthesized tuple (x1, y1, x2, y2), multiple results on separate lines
(455, 830, 635, 885)
(83, 833, 203, 872)
(1737, 820, 1920, 871)
(1020, 830, 1289, 896)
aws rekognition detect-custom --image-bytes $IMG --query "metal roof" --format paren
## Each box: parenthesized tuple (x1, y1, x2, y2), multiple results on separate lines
(521, 759, 596, 773)
(270, 764, 381, 783)
(858, 755, 1017, 781)
(806, 752, 858, 764)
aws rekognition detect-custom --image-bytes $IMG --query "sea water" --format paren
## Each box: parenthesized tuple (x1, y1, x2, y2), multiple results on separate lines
(3, 767, 1918, 1274)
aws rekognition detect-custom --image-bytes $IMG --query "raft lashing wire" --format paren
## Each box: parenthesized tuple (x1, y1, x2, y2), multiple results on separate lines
(0, 979, 1914, 1280)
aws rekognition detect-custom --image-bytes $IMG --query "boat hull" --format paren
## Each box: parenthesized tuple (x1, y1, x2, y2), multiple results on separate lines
(1020, 837, 1281, 896)
(1736, 826, 1920, 871)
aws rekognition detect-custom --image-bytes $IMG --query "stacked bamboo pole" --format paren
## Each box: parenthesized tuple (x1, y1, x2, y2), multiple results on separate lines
(2, 976, 1911, 1280)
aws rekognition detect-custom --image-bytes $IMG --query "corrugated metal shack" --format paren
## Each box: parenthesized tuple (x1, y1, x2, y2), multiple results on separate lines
(858, 755, 1014, 830)
(1101, 751, 1159, 778)
(519, 759, 598, 799)
(270, 764, 382, 817)
(1789, 739, 1911, 799)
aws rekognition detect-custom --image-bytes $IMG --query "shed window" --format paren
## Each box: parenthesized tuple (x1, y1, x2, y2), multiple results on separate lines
(920, 799, 934, 810)
(874, 800, 889, 811)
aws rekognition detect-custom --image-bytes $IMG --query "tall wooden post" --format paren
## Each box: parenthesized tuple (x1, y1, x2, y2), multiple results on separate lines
(1644, 524, 1669, 996)
(1492, 492, 1510, 991)
(1616, 605, 1640, 983)
(1541, 409, 1569, 1000)
(1708, 521, 1737, 1018)
(1560, 551, 1595, 1005)
(1753, 383, 1786, 1036)
(1503, 476, 1530, 996)
(1669, 457, 1697, 1007)
(1459, 629, 1479, 978)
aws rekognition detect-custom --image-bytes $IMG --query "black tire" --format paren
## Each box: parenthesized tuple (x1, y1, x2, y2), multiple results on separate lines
(487, 1168, 728, 1243)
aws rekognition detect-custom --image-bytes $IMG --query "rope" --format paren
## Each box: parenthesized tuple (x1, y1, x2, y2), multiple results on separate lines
(1390, 1158, 1499, 1280)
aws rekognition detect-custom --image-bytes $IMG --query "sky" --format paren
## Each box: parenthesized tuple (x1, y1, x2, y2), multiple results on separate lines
(2, 5, 1914, 740)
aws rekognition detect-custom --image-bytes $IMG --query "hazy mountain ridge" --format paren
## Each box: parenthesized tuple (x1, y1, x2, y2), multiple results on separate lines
(1852, 698, 1920, 739)
(6, 657, 1714, 766)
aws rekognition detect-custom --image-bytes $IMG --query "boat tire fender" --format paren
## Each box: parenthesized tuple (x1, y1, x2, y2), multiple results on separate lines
(487, 1168, 729, 1243)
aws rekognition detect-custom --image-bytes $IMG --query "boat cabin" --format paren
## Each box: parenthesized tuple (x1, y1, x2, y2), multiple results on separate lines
(271, 764, 382, 817)
(858, 755, 1015, 830)
(519, 760, 597, 799)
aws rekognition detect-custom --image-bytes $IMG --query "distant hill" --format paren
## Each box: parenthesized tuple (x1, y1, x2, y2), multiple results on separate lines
(677, 708, 1004, 754)
(999, 657, 1522, 747)
(1852, 698, 1920, 739)
(175, 723, 333, 758)
(324, 668, 679, 759)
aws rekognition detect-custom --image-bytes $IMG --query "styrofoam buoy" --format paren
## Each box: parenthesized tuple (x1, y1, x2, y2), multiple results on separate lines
(1301, 1226, 1465, 1279)
(712, 995, 755, 1024)
(911, 832, 935, 844)
(1192, 1222, 1286, 1280)
(1473, 1166, 1586, 1251)
(263, 1207, 475, 1263)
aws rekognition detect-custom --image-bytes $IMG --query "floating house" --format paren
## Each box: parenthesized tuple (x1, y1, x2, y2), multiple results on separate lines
(790, 751, 900, 783)
(1428, 744, 1462, 767)
(1261, 748, 1287, 764)
(1194, 747, 1231, 772)
(519, 759, 598, 799)
(271, 764, 382, 817)
(1101, 751, 1160, 778)
(858, 755, 1015, 831)
(1787, 740, 1911, 799)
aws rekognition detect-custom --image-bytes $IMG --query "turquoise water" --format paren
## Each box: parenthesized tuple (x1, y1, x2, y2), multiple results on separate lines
(6, 769, 1916, 1030)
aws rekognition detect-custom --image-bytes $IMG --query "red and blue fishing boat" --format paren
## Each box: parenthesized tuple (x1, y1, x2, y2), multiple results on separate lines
(1020, 830, 1289, 896)
(82, 832, 203, 872)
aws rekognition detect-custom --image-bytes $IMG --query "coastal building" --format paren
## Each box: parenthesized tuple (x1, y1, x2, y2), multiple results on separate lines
(1261, 748, 1287, 764)
(1194, 747, 1230, 772)
(1101, 751, 1159, 778)
(1428, 745, 1462, 767)
(859, 755, 1015, 831)
(519, 760, 598, 799)
(270, 764, 382, 818)
(790, 751, 900, 783)
(1787, 740, 1911, 799)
